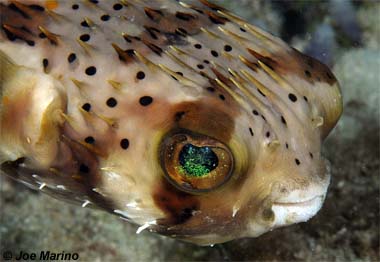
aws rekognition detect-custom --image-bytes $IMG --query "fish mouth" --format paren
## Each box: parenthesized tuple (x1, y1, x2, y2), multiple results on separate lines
(271, 194, 326, 227)
(273, 195, 324, 207)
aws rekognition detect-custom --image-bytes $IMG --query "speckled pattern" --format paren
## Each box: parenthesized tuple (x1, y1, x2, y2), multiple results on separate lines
(0, 0, 379, 260)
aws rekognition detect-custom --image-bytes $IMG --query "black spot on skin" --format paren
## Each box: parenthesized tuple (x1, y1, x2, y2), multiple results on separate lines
(145, 26, 159, 40)
(89, 0, 98, 3)
(258, 88, 266, 97)
(120, 138, 129, 150)
(68, 53, 76, 63)
(145, 42, 163, 56)
(240, 27, 246, 32)
(82, 103, 91, 112)
(295, 158, 301, 165)
(206, 87, 215, 92)
(249, 127, 254, 137)
(309, 152, 314, 159)
(72, 4, 79, 10)
(281, 116, 287, 125)
(224, 45, 232, 52)
(253, 110, 259, 116)
(286, 143, 289, 149)
(139, 96, 153, 106)
(144, 8, 163, 21)
(197, 64, 204, 70)
(28, 4, 45, 11)
(113, 3, 123, 10)
(176, 72, 184, 76)
(266, 131, 270, 138)
(153, 180, 199, 225)
(85, 66, 97, 76)
(136, 71, 145, 80)
(176, 28, 188, 36)
(203, 60, 210, 64)
(80, 34, 90, 42)
(42, 58, 48, 68)
(81, 20, 89, 27)
(85, 136, 95, 144)
(8, 3, 30, 19)
(101, 14, 110, 21)
(175, 111, 186, 122)
(304, 70, 312, 78)
(26, 40, 35, 46)
(303, 96, 309, 102)
(79, 164, 90, 173)
(106, 97, 117, 108)
(175, 12, 196, 21)
(261, 115, 267, 121)
(211, 50, 219, 57)
(219, 94, 225, 101)
(288, 93, 297, 102)
(208, 13, 228, 24)
(39, 33, 46, 38)
(194, 43, 202, 49)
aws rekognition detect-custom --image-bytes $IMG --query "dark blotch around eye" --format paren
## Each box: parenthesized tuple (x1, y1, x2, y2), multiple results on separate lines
(139, 96, 153, 106)
(72, 4, 79, 10)
(120, 138, 129, 150)
(288, 93, 297, 102)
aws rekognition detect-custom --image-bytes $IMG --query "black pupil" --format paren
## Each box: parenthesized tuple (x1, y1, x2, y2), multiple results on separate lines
(178, 144, 218, 177)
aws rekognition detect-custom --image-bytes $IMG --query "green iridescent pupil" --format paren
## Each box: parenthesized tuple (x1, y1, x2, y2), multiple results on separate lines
(178, 144, 218, 177)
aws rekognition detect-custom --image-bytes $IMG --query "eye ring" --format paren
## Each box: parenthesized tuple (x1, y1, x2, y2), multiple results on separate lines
(160, 131, 234, 193)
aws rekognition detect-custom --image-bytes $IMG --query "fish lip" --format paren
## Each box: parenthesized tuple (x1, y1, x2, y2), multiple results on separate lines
(272, 195, 324, 207)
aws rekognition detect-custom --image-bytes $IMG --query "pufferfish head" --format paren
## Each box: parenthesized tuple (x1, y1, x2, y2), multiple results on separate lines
(0, 0, 342, 246)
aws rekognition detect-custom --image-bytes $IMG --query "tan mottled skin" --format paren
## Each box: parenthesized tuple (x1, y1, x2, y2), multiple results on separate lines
(0, 0, 342, 245)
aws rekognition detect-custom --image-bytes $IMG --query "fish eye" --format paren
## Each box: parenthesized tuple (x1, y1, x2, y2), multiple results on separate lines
(160, 131, 234, 193)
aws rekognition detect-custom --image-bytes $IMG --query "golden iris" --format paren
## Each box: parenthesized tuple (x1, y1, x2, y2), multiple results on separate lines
(160, 131, 233, 193)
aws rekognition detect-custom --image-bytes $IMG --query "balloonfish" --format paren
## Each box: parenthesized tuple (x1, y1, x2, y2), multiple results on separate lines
(0, 0, 343, 245)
